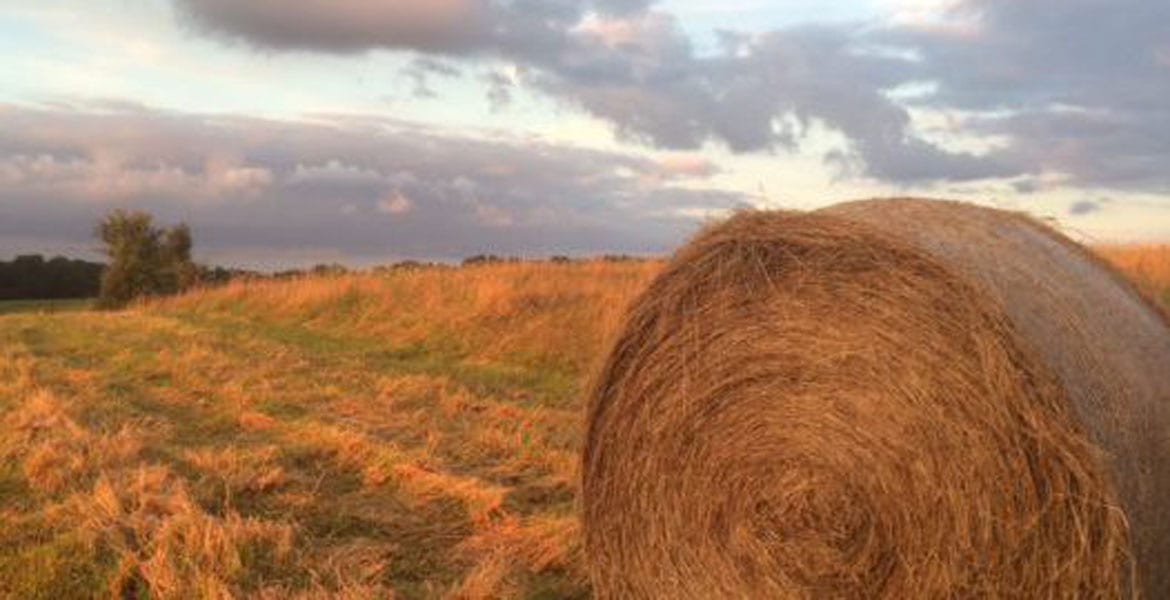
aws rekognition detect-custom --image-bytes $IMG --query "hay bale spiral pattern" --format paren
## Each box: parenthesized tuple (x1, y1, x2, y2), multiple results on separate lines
(583, 199, 1170, 598)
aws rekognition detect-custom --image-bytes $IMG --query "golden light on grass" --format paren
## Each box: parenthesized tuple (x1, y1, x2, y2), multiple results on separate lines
(0, 247, 1164, 597)
(1097, 244, 1170, 305)
(0, 259, 658, 597)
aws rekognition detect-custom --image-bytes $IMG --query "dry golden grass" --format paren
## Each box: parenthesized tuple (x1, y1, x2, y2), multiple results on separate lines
(0, 250, 1162, 598)
(1096, 244, 1170, 305)
(158, 260, 659, 374)
(0, 260, 657, 598)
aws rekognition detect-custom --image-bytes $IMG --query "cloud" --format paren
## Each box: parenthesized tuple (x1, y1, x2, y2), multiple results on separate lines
(542, 13, 1017, 183)
(1068, 199, 1103, 216)
(876, 0, 1170, 192)
(400, 56, 463, 98)
(174, 0, 491, 54)
(0, 102, 741, 267)
(175, 0, 1170, 193)
(654, 154, 719, 178)
(173, 1, 1014, 185)
(482, 70, 515, 110)
(377, 190, 414, 215)
(173, 0, 651, 55)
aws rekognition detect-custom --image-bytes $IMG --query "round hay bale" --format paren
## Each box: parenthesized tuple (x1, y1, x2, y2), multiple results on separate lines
(582, 198, 1170, 598)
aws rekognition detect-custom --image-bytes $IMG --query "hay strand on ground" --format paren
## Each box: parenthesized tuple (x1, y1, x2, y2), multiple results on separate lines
(582, 198, 1169, 598)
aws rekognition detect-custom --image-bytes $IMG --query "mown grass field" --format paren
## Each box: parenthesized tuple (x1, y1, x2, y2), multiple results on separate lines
(0, 247, 1167, 599)
(0, 261, 658, 599)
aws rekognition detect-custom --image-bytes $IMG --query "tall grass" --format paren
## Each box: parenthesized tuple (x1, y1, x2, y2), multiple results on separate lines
(156, 260, 662, 374)
(1097, 245, 1170, 305)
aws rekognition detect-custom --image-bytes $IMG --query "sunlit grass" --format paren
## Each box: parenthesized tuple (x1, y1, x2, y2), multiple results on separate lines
(0, 260, 657, 598)
(1097, 244, 1170, 306)
(0, 249, 1163, 598)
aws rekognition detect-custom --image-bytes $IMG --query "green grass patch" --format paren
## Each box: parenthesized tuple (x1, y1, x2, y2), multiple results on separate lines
(0, 532, 116, 600)
(171, 311, 580, 409)
(0, 299, 94, 316)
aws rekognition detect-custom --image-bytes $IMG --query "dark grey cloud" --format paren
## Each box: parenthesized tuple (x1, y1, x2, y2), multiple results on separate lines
(174, 0, 493, 54)
(538, 16, 1013, 182)
(876, 0, 1170, 192)
(176, 0, 1170, 193)
(593, 0, 655, 16)
(411, 56, 462, 78)
(1068, 199, 1103, 216)
(401, 57, 463, 99)
(173, 0, 649, 55)
(482, 70, 515, 111)
(531, 1, 1170, 188)
(887, 0, 1169, 113)
(0, 103, 742, 268)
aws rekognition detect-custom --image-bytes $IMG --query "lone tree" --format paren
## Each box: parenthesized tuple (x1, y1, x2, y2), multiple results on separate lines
(96, 210, 197, 307)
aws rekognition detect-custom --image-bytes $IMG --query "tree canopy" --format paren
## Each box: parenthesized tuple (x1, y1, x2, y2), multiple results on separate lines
(0, 255, 104, 300)
(96, 210, 198, 307)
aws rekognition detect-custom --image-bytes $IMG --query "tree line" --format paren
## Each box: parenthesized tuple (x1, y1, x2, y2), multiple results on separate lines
(0, 211, 203, 307)
(2, 209, 656, 306)
(0, 255, 104, 300)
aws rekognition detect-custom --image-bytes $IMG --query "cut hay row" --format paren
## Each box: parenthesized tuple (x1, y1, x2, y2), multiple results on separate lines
(583, 198, 1170, 598)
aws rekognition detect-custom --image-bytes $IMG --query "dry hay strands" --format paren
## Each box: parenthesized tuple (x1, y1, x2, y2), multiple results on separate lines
(582, 198, 1170, 598)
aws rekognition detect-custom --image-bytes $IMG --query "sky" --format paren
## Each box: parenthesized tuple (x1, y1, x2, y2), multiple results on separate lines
(1, 0, 1168, 268)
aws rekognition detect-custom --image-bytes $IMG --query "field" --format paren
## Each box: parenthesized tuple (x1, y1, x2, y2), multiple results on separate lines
(0, 261, 659, 599)
(0, 248, 1167, 599)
